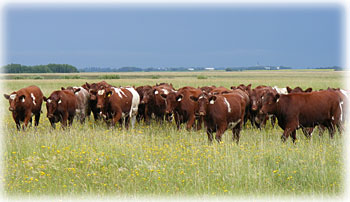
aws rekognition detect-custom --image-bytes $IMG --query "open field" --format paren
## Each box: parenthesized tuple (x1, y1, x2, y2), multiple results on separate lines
(1, 70, 346, 197)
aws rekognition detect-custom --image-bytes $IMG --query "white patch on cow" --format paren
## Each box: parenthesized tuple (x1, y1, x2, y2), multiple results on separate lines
(339, 101, 344, 121)
(113, 88, 127, 98)
(21, 97, 25, 103)
(332, 116, 334, 120)
(199, 95, 204, 99)
(340, 89, 348, 98)
(9, 94, 16, 100)
(58, 100, 62, 104)
(273, 86, 288, 95)
(126, 87, 140, 129)
(177, 97, 182, 102)
(31, 93, 36, 105)
(154, 90, 159, 95)
(276, 98, 280, 103)
(210, 99, 215, 104)
(162, 89, 169, 95)
(98, 89, 105, 95)
(223, 97, 231, 113)
(47, 99, 52, 103)
(228, 119, 241, 129)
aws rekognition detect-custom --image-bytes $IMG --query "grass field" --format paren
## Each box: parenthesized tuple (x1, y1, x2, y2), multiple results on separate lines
(0, 70, 346, 198)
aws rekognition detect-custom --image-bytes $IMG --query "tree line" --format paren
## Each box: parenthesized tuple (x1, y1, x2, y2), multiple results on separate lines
(2, 64, 79, 73)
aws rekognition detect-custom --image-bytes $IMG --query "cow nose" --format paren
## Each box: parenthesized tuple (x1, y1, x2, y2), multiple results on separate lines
(199, 112, 205, 116)
(9, 107, 14, 111)
(97, 104, 102, 108)
(141, 100, 145, 104)
(252, 106, 258, 111)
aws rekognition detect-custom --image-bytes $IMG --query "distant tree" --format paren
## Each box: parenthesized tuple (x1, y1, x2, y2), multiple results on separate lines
(1, 63, 79, 73)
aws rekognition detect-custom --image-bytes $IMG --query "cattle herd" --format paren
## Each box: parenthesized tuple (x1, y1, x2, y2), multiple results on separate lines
(4, 81, 348, 143)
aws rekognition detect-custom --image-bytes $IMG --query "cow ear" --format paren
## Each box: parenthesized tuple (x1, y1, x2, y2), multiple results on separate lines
(4, 94, 10, 100)
(209, 96, 217, 104)
(275, 93, 280, 101)
(286, 86, 292, 93)
(160, 93, 167, 99)
(176, 94, 183, 102)
(190, 96, 199, 102)
(43, 96, 48, 102)
(106, 91, 113, 98)
(61, 87, 65, 90)
(19, 95, 26, 102)
(85, 82, 91, 89)
(305, 88, 312, 92)
(230, 86, 235, 90)
(74, 88, 81, 94)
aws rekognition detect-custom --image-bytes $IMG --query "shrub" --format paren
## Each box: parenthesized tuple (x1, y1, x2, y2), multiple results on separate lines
(197, 75, 208, 79)
(31, 76, 44, 80)
(98, 75, 121, 79)
(151, 75, 160, 79)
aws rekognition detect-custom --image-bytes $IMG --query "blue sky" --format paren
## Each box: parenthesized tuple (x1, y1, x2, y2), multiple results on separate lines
(5, 5, 343, 68)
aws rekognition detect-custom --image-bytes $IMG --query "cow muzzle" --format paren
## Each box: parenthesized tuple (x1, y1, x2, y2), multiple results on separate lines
(199, 111, 205, 116)
(96, 104, 102, 109)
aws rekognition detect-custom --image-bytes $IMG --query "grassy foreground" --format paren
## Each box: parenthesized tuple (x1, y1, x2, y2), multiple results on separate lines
(1, 70, 345, 197)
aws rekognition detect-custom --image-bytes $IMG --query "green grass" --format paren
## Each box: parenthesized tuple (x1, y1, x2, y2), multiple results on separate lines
(1, 70, 345, 197)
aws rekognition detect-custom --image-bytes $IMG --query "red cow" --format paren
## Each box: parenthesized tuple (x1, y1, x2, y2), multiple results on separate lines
(286, 86, 312, 93)
(96, 86, 140, 129)
(197, 93, 246, 143)
(136, 85, 152, 123)
(4, 85, 43, 130)
(83, 81, 111, 121)
(61, 86, 90, 123)
(43, 90, 77, 129)
(162, 86, 202, 130)
(260, 91, 342, 143)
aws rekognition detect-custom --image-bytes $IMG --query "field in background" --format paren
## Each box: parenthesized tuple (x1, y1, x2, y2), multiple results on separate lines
(1, 70, 345, 197)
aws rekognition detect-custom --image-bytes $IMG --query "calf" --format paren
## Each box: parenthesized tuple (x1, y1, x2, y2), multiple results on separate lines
(198, 93, 246, 143)
(260, 91, 342, 143)
(44, 90, 77, 129)
(62, 86, 90, 123)
(96, 86, 140, 129)
(4, 85, 43, 130)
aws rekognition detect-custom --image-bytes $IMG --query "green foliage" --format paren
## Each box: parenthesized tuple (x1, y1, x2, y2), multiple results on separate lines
(197, 75, 208, 79)
(98, 75, 121, 79)
(61, 75, 81, 79)
(2, 63, 79, 73)
(151, 75, 160, 79)
(30, 76, 44, 80)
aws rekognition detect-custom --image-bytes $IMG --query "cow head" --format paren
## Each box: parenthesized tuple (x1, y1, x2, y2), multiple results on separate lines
(95, 87, 110, 110)
(141, 88, 155, 104)
(161, 91, 181, 115)
(44, 93, 61, 119)
(260, 92, 280, 115)
(193, 93, 211, 117)
(62, 86, 81, 95)
(4, 92, 26, 112)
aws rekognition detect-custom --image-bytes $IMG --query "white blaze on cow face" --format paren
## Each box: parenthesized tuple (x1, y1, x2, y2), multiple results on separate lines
(210, 99, 215, 104)
(162, 89, 169, 95)
(9, 94, 16, 100)
(30, 93, 36, 105)
(177, 97, 182, 102)
(154, 90, 159, 95)
(58, 99, 62, 104)
(47, 99, 52, 103)
(98, 89, 105, 95)
(21, 97, 25, 103)
(223, 97, 231, 113)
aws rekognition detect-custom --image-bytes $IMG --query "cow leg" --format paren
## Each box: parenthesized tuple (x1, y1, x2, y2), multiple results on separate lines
(174, 112, 181, 130)
(318, 125, 325, 137)
(60, 112, 69, 129)
(34, 112, 40, 127)
(196, 116, 202, 131)
(302, 127, 313, 139)
(207, 128, 214, 143)
(22, 112, 32, 130)
(215, 125, 226, 142)
(327, 125, 336, 139)
(186, 115, 196, 131)
(232, 124, 242, 144)
(112, 111, 122, 128)
(270, 116, 276, 128)
(290, 130, 297, 144)
(125, 116, 130, 130)
(68, 115, 74, 126)
(14, 118, 21, 131)
(282, 126, 296, 143)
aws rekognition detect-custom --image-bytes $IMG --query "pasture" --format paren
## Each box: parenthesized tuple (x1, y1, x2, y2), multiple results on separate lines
(0, 70, 345, 197)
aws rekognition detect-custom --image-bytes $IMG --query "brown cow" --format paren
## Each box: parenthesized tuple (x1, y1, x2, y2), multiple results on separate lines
(141, 83, 175, 122)
(210, 86, 231, 95)
(83, 81, 111, 121)
(260, 91, 342, 143)
(43, 90, 77, 129)
(96, 86, 140, 129)
(200, 85, 216, 94)
(197, 93, 246, 143)
(162, 86, 202, 130)
(61, 86, 90, 123)
(136, 85, 152, 123)
(4, 85, 43, 130)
